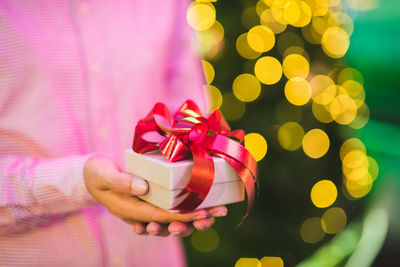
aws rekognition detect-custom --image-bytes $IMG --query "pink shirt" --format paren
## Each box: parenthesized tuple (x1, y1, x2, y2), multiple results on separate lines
(0, 0, 206, 266)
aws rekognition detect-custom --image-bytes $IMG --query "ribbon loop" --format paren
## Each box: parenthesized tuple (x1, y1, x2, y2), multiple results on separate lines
(132, 100, 258, 223)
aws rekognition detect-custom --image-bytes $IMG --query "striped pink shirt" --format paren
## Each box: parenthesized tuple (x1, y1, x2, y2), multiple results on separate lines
(0, 0, 206, 266)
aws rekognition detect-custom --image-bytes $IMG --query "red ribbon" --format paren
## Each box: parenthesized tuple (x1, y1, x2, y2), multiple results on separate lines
(132, 100, 258, 222)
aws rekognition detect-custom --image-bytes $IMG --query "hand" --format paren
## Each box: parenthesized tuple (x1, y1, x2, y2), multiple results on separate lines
(83, 156, 227, 237)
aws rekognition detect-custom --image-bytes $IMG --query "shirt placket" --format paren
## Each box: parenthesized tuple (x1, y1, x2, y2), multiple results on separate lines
(75, 0, 117, 158)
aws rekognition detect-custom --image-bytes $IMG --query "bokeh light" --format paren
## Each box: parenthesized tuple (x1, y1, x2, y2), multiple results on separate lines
(337, 67, 364, 86)
(321, 27, 350, 58)
(302, 129, 330, 159)
(311, 180, 337, 208)
(312, 102, 333, 123)
(367, 156, 379, 181)
(254, 56, 283, 85)
(340, 138, 366, 161)
(329, 94, 357, 125)
(233, 74, 261, 102)
(284, 78, 312, 106)
(196, 20, 225, 48)
(260, 256, 284, 267)
(201, 60, 215, 85)
(247, 25, 276, 53)
(260, 8, 287, 34)
(321, 207, 347, 234)
(186, 2, 216, 31)
(282, 54, 309, 79)
(277, 121, 304, 151)
(245, 133, 268, 162)
(310, 74, 335, 102)
(204, 85, 222, 112)
(235, 258, 261, 267)
(284, 0, 312, 28)
(220, 93, 246, 121)
(191, 227, 220, 253)
(236, 33, 262, 59)
(300, 217, 325, 244)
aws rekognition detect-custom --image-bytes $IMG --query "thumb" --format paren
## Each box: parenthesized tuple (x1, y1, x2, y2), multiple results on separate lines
(107, 172, 149, 196)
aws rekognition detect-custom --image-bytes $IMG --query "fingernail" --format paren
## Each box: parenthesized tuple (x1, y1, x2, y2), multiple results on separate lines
(214, 209, 227, 217)
(193, 210, 207, 220)
(131, 177, 148, 195)
(171, 231, 183, 235)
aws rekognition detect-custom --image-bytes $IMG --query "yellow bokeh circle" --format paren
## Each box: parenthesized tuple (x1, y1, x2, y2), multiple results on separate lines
(260, 257, 284, 267)
(310, 180, 337, 208)
(310, 74, 335, 101)
(203, 85, 222, 113)
(235, 258, 261, 267)
(236, 33, 261, 60)
(245, 133, 268, 162)
(340, 138, 366, 161)
(321, 27, 350, 58)
(283, 54, 309, 79)
(233, 74, 261, 102)
(321, 207, 347, 234)
(277, 121, 304, 151)
(247, 25, 276, 53)
(302, 129, 330, 159)
(254, 56, 283, 85)
(284, 77, 312, 106)
(220, 93, 246, 121)
(186, 3, 216, 31)
(300, 217, 325, 244)
(260, 9, 287, 34)
(201, 60, 215, 85)
(191, 228, 220, 253)
(312, 102, 333, 123)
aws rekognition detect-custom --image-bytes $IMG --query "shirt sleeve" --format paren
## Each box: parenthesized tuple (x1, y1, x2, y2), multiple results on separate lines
(163, 0, 207, 113)
(0, 154, 98, 235)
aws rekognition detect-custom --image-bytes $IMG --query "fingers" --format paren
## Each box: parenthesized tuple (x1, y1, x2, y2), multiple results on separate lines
(193, 217, 215, 231)
(205, 206, 228, 218)
(146, 222, 170, 236)
(133, 223, 147, 235)
(105, 171, 148, 196)
(98, 190, 208, 224)
(168, 222, 194, 237)
(86, 157, 148, 196)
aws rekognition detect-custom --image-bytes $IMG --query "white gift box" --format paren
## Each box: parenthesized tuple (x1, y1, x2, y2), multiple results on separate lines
(125, 150, 245, 210)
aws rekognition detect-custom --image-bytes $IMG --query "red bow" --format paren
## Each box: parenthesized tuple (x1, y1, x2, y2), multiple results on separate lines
(132, 100, 258, 221)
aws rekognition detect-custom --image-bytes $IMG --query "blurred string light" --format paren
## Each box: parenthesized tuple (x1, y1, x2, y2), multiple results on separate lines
(245, 133, 268, 162)
(340, 138, 379, 199)
(321, 207, 347, 234)
(235, 257, 284, 267)
(302, 129, 330, 159)
(187, 0, 379, 253)
(191, 227, 220, 253)
(311, 180, 337, 208)
(300, 217, 326, 244)
(233, 74, 261, 102)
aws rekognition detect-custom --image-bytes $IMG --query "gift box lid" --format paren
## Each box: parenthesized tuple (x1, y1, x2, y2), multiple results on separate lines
(125, 150, 241, 190)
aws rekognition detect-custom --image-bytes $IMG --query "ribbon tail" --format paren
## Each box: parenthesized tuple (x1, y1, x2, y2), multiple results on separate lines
(172, 145, 214, 212)
(205, 134, 258, 225)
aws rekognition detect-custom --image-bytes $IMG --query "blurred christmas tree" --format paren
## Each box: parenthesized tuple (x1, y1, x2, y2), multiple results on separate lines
(183, 0, 398, 266)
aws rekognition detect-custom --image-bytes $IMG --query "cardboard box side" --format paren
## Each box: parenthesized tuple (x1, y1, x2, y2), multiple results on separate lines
(126, 150, 241, 190)
(125, 150, 172, 189)
(138, 179, 245, 210)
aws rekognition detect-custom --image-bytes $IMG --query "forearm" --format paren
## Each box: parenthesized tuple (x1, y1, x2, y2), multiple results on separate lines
(0, 154, 98, 234)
